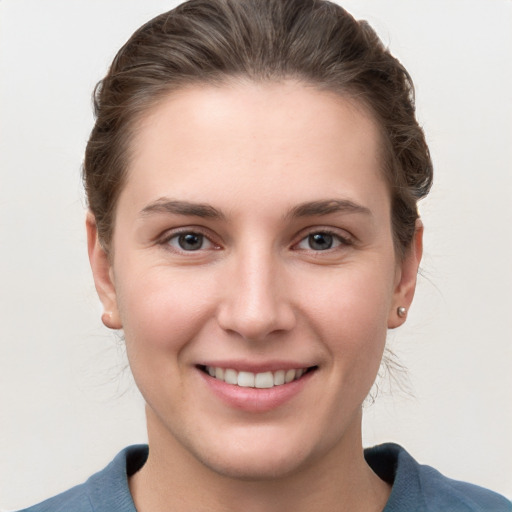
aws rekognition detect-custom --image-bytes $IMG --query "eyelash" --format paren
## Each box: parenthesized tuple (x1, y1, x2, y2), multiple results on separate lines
(293, 229, 353, 252)
(158, 228, 353, 254)
(159, 228, 220, 253)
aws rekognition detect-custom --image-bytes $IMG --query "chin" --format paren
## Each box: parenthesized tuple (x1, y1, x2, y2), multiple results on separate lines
(182, 425, 325, 482)
(199, 447, 311, 481)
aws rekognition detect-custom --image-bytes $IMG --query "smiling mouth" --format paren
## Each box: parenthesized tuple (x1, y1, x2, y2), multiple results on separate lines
(198, 365, 317, 389)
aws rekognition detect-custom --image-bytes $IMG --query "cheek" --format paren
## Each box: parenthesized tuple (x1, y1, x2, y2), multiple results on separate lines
(300, 259, 395, 330)
(296, 259, 395, 376)
(114, 266, 219, 359)
(113, 267, 223, 417)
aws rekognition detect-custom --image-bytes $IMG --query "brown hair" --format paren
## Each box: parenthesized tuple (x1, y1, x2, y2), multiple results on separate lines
(84, 0, 433, 257)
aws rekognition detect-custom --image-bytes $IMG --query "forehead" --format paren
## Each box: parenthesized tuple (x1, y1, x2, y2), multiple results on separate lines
(122, 80, 388, 215)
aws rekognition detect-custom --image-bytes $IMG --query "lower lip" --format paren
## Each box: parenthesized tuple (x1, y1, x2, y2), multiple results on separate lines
(198, 369, 315, 413)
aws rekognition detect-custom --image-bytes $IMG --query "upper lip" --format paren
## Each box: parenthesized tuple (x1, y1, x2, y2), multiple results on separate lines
(197, 360, 317, 373)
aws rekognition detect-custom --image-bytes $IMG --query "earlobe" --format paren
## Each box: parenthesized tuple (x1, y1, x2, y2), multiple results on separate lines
(86, 212, 122, 330)
(388, 219, 424, 329)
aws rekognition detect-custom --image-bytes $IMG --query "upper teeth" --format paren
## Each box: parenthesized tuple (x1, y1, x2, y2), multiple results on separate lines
(205, 366, 306, 388)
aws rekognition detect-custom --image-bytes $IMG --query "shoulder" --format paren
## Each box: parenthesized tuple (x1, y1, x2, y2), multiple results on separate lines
(16, 445, 148, 512)
(365, 443, 512, 512)
(15, 484, 91, 512)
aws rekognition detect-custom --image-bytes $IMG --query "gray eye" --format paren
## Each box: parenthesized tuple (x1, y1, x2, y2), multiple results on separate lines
(296, 231, 347, 252)
(178, 233, 204, 251)
(166, 232, 215, 252)
(307, 233, 334, 251)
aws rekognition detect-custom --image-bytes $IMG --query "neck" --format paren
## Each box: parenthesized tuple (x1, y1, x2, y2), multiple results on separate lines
(129, 408, 390, 512)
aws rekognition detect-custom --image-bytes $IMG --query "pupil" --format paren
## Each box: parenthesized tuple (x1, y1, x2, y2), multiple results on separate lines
(309, 233, 333, 250)
(179, 233, 202, 250)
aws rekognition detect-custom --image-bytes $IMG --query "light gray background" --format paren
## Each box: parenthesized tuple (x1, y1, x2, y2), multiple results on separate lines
(1, 1, 511, 509)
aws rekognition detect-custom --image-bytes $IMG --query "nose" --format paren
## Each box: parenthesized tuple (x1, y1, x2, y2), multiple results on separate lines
(216, 248, 296, 341)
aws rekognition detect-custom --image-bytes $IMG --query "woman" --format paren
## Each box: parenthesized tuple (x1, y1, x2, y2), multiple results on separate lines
(14, 0, 511, 510)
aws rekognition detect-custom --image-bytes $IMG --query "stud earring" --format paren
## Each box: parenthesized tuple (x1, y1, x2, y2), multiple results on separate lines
(397, 306, 407, 318)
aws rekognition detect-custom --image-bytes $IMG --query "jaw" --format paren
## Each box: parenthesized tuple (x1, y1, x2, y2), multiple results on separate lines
(142, 375, 366, 479)
(133, 405, 377, 512)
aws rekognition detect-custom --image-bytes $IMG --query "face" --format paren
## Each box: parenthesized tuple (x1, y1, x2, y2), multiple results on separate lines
(89, 81, 421, 480)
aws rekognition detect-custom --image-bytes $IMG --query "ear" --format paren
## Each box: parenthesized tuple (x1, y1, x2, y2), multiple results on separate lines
(387, 219, 423, 329)
(86, 212, 122, 329)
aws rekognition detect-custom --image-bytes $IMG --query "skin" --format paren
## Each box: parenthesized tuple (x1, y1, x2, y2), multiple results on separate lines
(88, 80, 422, 512)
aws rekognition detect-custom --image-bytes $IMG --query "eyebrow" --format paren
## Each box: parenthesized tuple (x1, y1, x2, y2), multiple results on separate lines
(139, 198, 371, 221)
(140, 198, 225, 220)
(286, 199, 372, 219)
